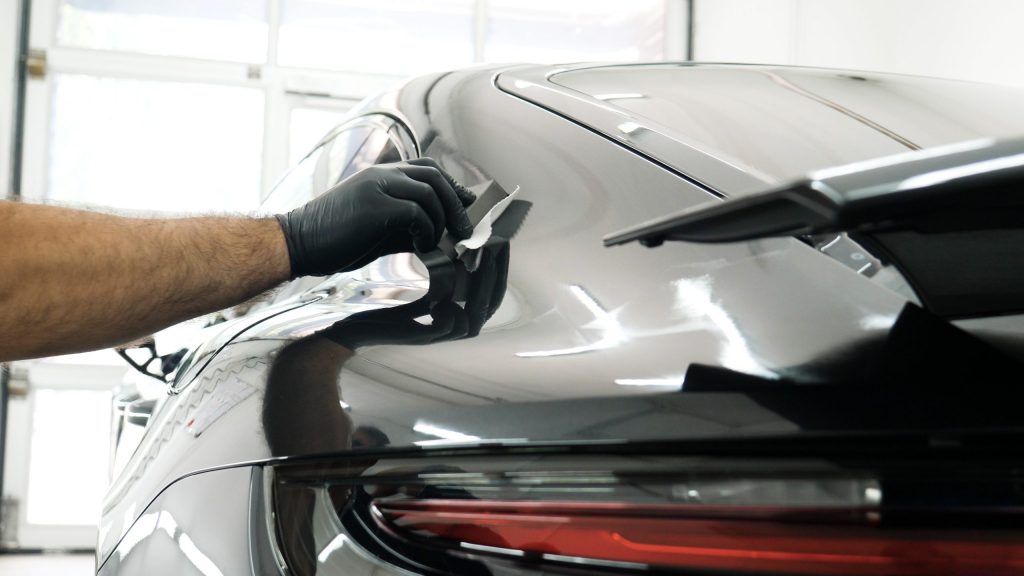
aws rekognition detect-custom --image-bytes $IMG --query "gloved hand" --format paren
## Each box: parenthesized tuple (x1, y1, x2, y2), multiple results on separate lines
(322, 238, 510, 350)
(275, 157, 476, 278)
(462, 237, 509, 337)
(323, 299, 469, 351)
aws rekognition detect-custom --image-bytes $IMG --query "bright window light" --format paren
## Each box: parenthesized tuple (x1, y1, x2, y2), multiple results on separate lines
(289, 107, 351, 165)
(485, 0, 666, 64)
(279, 0, 475, 75)
(27, 389, 112, 526)
(46, 74, 264, 213)
(56, 0, 269, 63)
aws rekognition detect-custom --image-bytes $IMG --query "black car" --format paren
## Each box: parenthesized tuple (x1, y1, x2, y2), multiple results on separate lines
(100, 63, 1024, 575)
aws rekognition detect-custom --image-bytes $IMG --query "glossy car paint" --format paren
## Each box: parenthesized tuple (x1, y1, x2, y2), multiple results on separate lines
(96, 467, 254, 575)
(504, 64, 1024, 195)
(98, 64, 1024, 573)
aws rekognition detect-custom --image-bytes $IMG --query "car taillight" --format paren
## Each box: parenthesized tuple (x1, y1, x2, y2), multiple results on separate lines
(373, 499, 1024, 575)
(271, 448, 1024, 576)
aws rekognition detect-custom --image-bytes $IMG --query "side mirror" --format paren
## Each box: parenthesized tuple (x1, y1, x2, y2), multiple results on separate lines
(116, 337, 187, 383)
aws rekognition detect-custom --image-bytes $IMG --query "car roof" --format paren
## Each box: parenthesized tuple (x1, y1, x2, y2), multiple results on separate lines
(498, 63, 1024, 197)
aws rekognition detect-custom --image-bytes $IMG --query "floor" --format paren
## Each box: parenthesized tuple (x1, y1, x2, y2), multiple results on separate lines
(0, 553, 94, 575)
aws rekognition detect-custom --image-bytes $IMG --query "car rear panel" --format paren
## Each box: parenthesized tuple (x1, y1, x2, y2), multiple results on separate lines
(99, 65, 1024, 573)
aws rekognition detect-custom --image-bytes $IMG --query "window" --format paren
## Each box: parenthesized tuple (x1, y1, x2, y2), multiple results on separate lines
(28, 1, 684, 213)
(324, 125, 376, 185)
(261, 146, 325, 215)
(44, 74, 264, 213)
(262, 114, 411, 213)
(259, 114, 411, 305)
(56, 0, 269, 62)
(486, 0, 667, 63)
(290, 107, 353, 165)
(335, 125, 405, 182)
(278, 0, 476, 74)
(26, 389, 112, 526)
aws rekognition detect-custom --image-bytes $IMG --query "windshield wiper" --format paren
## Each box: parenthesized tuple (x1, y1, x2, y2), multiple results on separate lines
(606, 137, 1024, 318)
(605, 136, 1024, 247)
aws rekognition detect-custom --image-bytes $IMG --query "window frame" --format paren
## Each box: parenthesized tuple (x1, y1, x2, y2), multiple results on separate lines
(20, 0, 685, 206)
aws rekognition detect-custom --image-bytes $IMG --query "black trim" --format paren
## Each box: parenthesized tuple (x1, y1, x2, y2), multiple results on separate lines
(0, 0, 29, 528)
(686, 0, 695, 61)
(0, 364, 7, 519)
(0, 548, 95, 555)
(8, 0, 30, 200)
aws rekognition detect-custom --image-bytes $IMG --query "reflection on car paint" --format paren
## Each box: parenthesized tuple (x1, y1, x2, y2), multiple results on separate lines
(101, 64, 1024, 574)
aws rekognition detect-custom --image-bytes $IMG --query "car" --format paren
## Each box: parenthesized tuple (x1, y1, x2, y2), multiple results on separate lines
(98, 62, 1024, 575)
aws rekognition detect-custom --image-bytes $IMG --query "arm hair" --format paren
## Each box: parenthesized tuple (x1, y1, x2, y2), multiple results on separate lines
(0, 201, 291, 360)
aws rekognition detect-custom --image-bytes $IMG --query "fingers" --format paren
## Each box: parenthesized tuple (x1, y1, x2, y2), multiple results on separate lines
(488, 240, 510, 318)
(393, 298, 433, 319)
(320, 298, 458, 349)
(398, 164, 474, 240)
(401, 315, 458, 345)
(392, 197, 437, 253)
(464, 246, 497, 336)
(384, 177, 445, 248)
(277, 156, 480, 277)
(430, 301, 469, 341)
(462, 239, 511, 336)
(407, 157, 476, 207)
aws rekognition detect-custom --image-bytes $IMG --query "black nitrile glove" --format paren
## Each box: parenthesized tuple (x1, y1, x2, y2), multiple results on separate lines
(324, 300, 469, 351)
(463, 237, 509, 337)
(322, 238, 510, 350)
(276, 158, 476, 278)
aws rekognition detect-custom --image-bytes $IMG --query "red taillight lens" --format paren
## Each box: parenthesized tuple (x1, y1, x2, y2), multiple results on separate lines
(374, 499, 1024, 575)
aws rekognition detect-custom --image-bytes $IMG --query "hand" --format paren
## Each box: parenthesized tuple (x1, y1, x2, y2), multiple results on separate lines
(324, 299, 468, 350)
(275, 158, 476, 278)
(462, 237, 509, 337)
(322, 238, 510, 350)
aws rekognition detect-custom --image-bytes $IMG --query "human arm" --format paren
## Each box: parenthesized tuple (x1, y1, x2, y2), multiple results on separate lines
(0, 203, 290, 360)
(0, 159, 473, 361)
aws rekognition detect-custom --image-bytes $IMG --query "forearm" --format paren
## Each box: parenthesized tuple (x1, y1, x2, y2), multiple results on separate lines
(0, 202, 291, 360)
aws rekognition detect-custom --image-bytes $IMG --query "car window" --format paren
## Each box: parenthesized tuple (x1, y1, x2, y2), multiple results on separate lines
(324, 125, 375, 187)
(258, 114, 414, 307)
(338, 128, 404, 182)
(261, 125, 371, 215)
(262, 115, 409, 214)
(260, 145, 325, 215)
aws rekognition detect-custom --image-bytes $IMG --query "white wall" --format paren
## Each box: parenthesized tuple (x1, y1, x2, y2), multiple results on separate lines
(0, 0, 18, 197)
(694, 0, 1024, 87)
